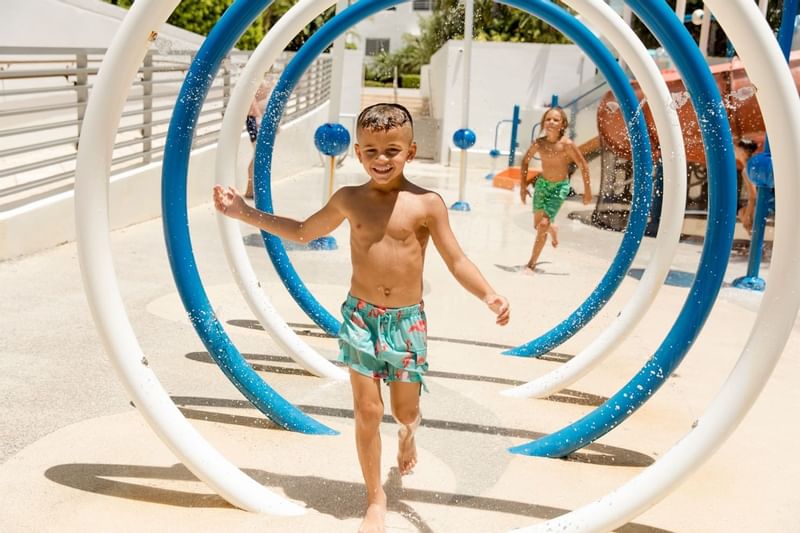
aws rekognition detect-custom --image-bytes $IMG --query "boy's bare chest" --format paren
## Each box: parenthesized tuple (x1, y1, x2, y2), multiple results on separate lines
(540, 141, 569, 160)
(349, 198, 428, 246)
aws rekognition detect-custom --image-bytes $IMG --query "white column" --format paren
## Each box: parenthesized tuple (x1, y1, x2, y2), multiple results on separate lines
(322, 0, 349, 202)
(675, 0, 687, 22)
(699, 5, 711, 57)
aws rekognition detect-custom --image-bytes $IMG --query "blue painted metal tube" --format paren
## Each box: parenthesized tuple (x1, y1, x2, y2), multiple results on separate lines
(500, 1, 652, 357)
(744, 185, 772, 277)
(510, 0, 737, 457)
(645, 160, 664, 237)
(776, 1, 798, 75)
(257, 0, 652, 342)
(161, 0, 336, 435)
(508, 104, 521, 167)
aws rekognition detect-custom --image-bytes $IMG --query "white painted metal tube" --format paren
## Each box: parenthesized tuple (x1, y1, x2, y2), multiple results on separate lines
(699, 5, 712, 58)
(502, 0, 686, 399)
(73, 0, 303, 515)
(675, 0, 687, 22)
(214, 0, 348, 381)
(513, 0, 800, 530)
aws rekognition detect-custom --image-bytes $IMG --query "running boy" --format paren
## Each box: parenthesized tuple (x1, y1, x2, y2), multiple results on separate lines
(213, 103, 510, 533)
(519, 107, 592, 272)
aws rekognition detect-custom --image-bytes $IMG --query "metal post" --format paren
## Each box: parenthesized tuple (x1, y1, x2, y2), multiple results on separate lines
(75, 51, 89, 149)
(698, 5, 711, 58)
(142, 51, 153, 164)
(508, 104, 520, 167)
(675, 0, 687, 22)
(451, 0, 474, 211)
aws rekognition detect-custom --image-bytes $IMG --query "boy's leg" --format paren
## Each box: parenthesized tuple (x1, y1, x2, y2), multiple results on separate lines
(527, 211, 550, 270)
(389, 380, 421, 475)
(548, 221, 559, 248)
(246, 143, 255, 199)
(349, 369, 387, 532)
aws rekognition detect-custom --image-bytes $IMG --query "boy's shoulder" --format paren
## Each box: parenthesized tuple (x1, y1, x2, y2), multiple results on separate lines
(559, 136, 576, 146)
(403, 180, 444, 204)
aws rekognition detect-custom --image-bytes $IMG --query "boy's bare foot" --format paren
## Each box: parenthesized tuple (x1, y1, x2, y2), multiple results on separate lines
(358, 502, 386, 533)
(396, 414, 420, 475)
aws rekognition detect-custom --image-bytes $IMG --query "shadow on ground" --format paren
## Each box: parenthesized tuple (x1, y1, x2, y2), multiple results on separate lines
(44, 462, 671, 532)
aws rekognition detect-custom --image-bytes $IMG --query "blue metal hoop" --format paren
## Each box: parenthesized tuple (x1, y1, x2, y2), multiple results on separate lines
(255, 0, 653, 348)
(161, 0, 336, 436)
(510, 0, 737, 458)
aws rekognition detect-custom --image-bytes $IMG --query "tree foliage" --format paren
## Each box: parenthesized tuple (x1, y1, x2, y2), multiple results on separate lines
(631, 0, 788, 56)
(103, 0, 264, 49)
(102, 0, 336, 51)
(367, 0, 571, 80)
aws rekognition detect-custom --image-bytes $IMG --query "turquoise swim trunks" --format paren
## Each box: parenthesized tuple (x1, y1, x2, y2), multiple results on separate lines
(532, 178, 571, 220)
(338, 294, 429, 391)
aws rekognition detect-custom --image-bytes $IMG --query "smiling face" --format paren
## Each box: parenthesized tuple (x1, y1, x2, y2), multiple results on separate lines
(540, 108, 568, 139)
(355, 124, 416, 186)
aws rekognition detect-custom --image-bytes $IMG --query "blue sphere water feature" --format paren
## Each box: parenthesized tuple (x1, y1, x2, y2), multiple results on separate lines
(452, 128, 477, 150)
(314, 123, 351, 156)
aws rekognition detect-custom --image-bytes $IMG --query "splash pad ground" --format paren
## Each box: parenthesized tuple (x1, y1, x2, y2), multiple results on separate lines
(1, 159, 798, 532)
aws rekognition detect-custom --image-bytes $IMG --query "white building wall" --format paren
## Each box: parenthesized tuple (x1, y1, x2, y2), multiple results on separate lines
(426, 41, 596, 166)
(353, 3, 431, 55)
(1, 0, 203, 49)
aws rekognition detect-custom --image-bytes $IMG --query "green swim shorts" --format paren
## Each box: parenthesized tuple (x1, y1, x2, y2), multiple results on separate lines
(532, 178, 571, 220)
(338, 294, 429, 391)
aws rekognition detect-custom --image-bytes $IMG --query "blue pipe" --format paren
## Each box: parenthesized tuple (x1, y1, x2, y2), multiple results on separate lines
(257, 0, 652, 344)
(161, 0, 336, 435)
(508, 104, 521, 166)
(510, 0, 736, 458)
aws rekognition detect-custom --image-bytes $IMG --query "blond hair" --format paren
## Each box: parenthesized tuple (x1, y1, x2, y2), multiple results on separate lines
(538, 107, 568, 139)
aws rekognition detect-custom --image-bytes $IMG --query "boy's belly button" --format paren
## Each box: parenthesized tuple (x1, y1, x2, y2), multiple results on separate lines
(378, 285, 391, 297)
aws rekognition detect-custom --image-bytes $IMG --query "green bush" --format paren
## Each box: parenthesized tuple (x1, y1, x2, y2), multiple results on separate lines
(400, 74, 421, 89)
(364, 80, 393, 88)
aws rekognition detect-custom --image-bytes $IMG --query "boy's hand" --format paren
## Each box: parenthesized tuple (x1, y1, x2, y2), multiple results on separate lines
(520, 186, 529, 205)
(582, 190, 592, 205)
(213, 185, 246, 219)
(484, 294, 510, 326)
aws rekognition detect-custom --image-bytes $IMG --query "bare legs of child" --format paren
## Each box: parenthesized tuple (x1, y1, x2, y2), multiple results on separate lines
(525, 211, 557, 272)
(245, 148, 255, 199)
(350, 370, 421, 533)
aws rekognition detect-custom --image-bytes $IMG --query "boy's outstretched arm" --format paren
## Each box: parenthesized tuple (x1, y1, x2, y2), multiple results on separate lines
(213, 184, 345, 243)
(426, 194, 510, 326)
(519, 142, 538, 204)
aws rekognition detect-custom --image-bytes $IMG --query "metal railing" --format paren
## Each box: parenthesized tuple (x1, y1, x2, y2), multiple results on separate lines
(0, 46, 332, 210)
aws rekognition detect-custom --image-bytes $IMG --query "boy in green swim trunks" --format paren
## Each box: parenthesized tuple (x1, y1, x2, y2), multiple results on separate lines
(519, 107, 592, 272)
(213, 103, 509, 533)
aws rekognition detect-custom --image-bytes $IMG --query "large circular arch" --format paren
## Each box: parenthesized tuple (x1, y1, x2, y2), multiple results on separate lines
(74, 0, 306, 514)
(502, 0, 687, 400)
(514, 2, 800, 527)
(160, 0, 336, 435)
(213, 0, 348, 382)
(74, 0, 800, 529)
(252, 0, 655, 365)
(509, 0, 738, 458)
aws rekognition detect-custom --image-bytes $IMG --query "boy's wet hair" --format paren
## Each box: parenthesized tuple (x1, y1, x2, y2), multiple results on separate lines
(357, 103, 414, 134)
(539, 106, 568, 138)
